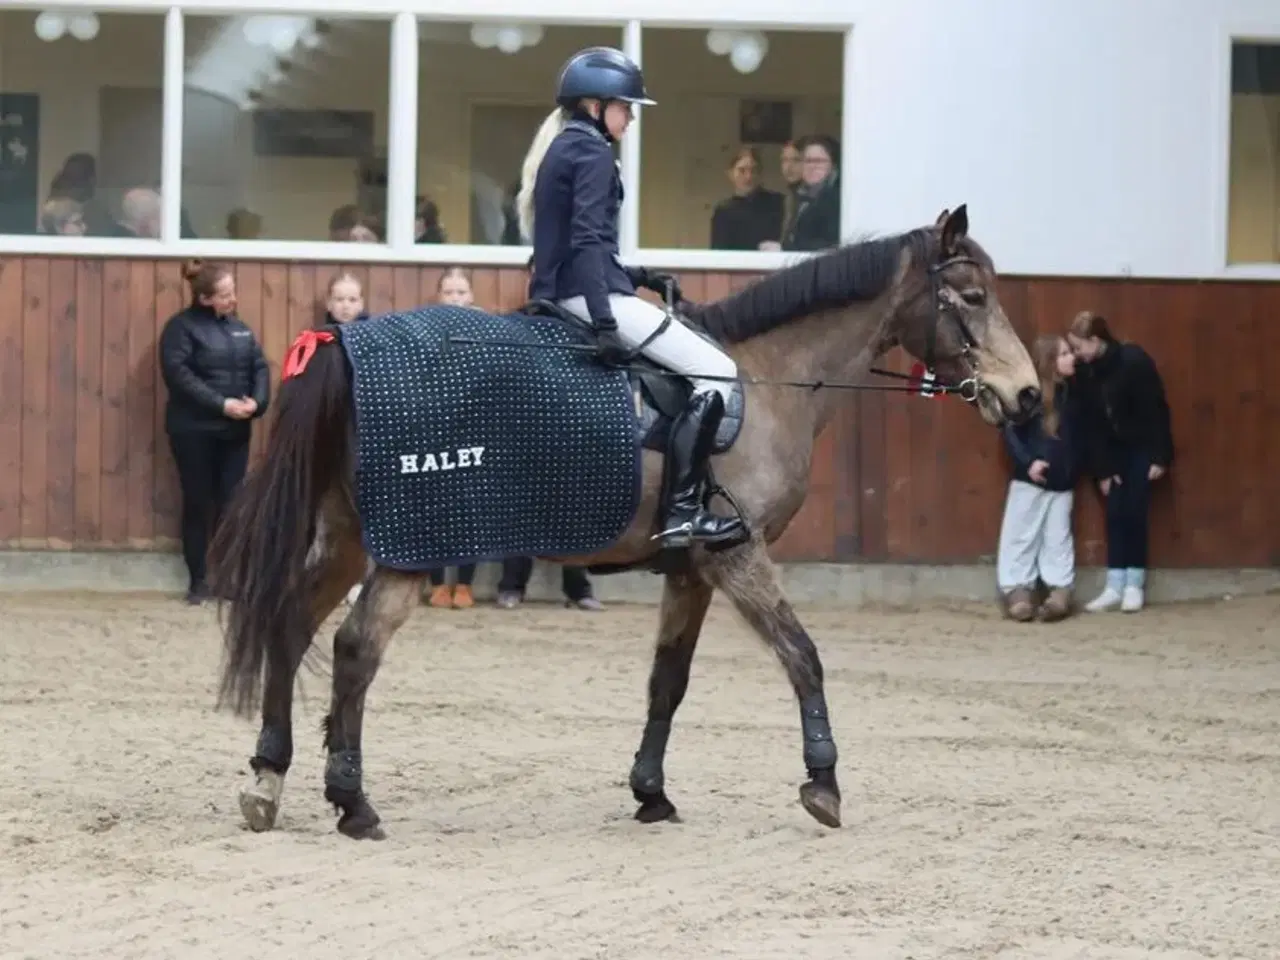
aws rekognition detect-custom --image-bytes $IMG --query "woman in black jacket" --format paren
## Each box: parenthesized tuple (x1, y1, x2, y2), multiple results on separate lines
(1066, 311, 1173, 614)
(781, 135, 841, 252)
(158, 259, 270, 604)
(709, 147, 784, 251)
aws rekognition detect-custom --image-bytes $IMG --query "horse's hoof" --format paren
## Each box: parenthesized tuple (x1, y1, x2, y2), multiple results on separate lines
(335, 796, 385, 840)
(238, 770, 284, 832)
(634, 792, 679, 824)
(799, 780, 842, 828)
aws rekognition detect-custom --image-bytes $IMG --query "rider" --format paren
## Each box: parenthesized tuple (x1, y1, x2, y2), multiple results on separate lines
(517, 46, 747, 550)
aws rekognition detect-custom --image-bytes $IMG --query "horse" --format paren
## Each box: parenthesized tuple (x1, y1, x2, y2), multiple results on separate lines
(208, 205, 1041, 841)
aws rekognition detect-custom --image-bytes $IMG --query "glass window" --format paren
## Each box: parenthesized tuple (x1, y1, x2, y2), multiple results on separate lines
(416, 21, 624, 246)
(1228, 42, 1280, 264)
(638, 27, 843, 253)
(181, 14, 391, 242)
(0, 10, 166, 237)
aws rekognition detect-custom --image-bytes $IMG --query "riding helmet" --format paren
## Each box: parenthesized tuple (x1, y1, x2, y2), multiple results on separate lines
(556, 47, 656, 107)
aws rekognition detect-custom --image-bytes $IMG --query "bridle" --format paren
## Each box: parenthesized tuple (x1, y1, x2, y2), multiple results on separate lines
(866, 253, 984, 403)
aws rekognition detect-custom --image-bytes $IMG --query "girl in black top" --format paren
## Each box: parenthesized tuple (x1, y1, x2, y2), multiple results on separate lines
(1066, 311, 1173, 613)
(158, 259, 270, 604)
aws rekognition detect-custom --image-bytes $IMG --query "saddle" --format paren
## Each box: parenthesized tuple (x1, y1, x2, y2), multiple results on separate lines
(519, 298, 746, 457)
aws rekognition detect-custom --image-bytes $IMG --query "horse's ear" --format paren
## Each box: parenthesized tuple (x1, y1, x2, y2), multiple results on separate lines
(940, 204, 969, 254)
(934, 208, 950, 226)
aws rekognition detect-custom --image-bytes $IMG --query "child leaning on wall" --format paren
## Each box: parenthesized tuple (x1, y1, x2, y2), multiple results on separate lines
(996, 335, 1085, 622)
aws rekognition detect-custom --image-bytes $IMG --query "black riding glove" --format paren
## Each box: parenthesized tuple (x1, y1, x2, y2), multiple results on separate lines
(627, 266, 684, 305)
(594, 324, 631, 366)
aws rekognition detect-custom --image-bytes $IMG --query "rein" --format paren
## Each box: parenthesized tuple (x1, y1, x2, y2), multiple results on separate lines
(442, 253, 988, 402)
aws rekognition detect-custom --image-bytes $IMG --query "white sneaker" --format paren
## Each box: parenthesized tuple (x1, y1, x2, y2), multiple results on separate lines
(1084, 587, 1122, 613)
(1120, 585, 1144, 612)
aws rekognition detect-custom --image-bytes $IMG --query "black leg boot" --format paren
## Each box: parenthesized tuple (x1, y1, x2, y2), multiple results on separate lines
(654, 390, 749, 550)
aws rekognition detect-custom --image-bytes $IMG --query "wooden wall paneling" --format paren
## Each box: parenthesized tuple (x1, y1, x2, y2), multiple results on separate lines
(72, 261, 104, 545)
(99, 261, 131, 546)
(152, 260, 185, 545)
(126, 260, 157, 546)
(20, 258, 50, 547)
(366, 265, 395, 315)
(392, 265, 418, 312)
(0, 258, 24, 544)
(3, 256, 1280, 567)
(46, 258, 78, 548)
(830, 394, 861, 561)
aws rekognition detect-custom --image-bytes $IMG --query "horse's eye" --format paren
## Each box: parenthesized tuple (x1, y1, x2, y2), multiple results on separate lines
(960, 288, 987, 307)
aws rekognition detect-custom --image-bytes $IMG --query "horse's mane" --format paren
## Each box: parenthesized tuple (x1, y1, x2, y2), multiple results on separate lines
(685, 229, 940, 345)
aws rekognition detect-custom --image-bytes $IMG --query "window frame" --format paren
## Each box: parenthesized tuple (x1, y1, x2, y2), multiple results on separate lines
(0, 1, 855, 270)
(1218, 26, 1280, 279)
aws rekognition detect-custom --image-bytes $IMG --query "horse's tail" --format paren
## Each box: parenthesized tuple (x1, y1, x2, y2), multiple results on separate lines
(209, 334, 353, 719)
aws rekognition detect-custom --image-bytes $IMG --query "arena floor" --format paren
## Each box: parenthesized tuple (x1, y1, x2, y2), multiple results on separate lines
(2, 590, 1277, 959)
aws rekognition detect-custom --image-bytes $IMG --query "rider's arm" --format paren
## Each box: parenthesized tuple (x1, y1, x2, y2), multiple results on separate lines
(568, 140, 620, 329)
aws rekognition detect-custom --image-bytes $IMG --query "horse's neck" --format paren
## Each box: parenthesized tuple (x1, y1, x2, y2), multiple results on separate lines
(735, 297, 891, 437)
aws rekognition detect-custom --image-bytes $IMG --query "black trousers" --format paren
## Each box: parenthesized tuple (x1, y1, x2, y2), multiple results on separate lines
(1104, 448, 1153, 570)
(428, 564, 476, 587)
(169, 430, 250, 588)
(498, 556, 593, 601)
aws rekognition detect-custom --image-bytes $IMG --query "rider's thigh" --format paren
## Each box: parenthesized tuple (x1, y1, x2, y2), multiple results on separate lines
(610, 295, 738, 386)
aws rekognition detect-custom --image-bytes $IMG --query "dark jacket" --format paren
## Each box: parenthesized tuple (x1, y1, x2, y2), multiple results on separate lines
(316, 310, 371, 329)
(783, 177, 841, 252)
(1075, 341, 1174, 477)
(710, 187, 785, 251)
(159, 304, 270, 437)
(528, 115, 635, 325)
(1002, 381, 1084, 492)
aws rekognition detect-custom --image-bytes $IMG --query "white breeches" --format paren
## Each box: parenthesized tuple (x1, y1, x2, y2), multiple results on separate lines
(557, 294, 738, 400)
(996, 479, 1075, 592)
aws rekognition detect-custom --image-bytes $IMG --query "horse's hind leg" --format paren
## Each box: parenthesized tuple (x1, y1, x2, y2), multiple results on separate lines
(322, 565, 423, 840)
(630, 572, 715, 823)
(239, 514, 367, 832)
(704, 538, 841, 828)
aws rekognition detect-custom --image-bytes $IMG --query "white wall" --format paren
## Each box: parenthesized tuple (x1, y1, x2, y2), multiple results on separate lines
(846, 0, 1278, 278)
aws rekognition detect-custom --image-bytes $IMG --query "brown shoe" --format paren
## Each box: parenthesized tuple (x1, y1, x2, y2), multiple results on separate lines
(427, 584, 453, 608)
(452, 584, 475, 609)
(1038, 587, 1073, 622)
(1005, 586, 1035, 622)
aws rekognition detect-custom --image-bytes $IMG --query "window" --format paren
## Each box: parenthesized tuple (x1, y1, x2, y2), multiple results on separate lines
(1228, 42, 1280, 264)
(637, 27, 844, 254)
(181, 14, 391, 242)
(415, 21, 624, 246)
(0, 10, 166, 237)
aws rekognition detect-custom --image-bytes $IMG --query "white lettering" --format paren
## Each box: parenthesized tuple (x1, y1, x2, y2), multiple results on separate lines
(393, 445, 487, 475)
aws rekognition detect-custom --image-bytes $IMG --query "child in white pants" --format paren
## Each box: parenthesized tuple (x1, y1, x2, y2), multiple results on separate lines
(997, 335, 1084, 622)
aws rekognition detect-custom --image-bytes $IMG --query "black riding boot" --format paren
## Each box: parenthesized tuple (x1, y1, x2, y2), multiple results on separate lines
(655, 390, 749, 550)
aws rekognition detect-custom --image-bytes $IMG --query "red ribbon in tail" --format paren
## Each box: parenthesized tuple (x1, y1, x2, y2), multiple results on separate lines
(282, 329, 336, 381)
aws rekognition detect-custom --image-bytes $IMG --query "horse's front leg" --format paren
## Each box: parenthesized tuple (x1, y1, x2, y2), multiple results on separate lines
(706, 537, 841, 828)
(323, 565, 423, 840)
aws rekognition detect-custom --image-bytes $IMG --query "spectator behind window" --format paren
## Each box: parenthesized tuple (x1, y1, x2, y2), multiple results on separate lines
(329, 204, 380, 243)
(40, 196, 86, 236)
(709, 146, 784, 252)
(415, 197, 447, 244)
(781, 135, 841, 252)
